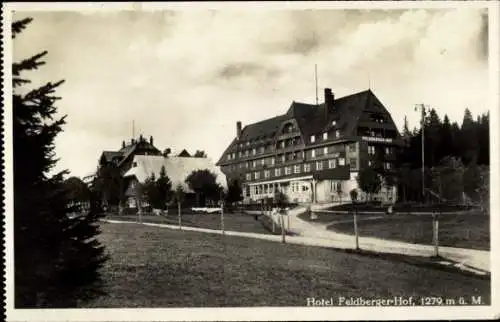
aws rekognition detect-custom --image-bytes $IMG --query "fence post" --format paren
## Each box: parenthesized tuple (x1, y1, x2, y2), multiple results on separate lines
(221, 201, 225, 236)
(280, 213, 286, 243)
(353, 206, 359, 250)
(432, 212, 439, 257)
(178, 202, 182, 231)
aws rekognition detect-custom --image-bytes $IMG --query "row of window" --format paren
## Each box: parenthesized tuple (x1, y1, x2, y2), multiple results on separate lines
(367, 160, 393, 169)
(367, 145, 393, 156)
(227, 130, 345, 161)
(310, 129, 341, 143)
(245, 158, 347, 181)
(226, 144, 350, 169)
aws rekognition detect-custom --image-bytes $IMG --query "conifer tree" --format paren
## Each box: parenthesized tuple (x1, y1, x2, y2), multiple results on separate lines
(13, 17, 107, 307)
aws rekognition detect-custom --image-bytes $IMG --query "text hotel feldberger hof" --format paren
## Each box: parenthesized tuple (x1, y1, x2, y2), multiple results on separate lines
(216, 88, 405, 205)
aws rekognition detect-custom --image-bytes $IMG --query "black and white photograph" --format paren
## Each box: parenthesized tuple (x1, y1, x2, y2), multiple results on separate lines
(3, 1, 499, 321)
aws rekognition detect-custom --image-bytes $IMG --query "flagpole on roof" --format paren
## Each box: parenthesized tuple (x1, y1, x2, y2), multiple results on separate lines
(315, 64, 318, 105)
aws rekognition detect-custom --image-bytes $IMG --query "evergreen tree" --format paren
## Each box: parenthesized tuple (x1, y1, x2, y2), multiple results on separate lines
(424, 108, 442, 167)
(157, 166, 173, 209)
(13, 18, 107, 307)
(477, 112, 489, 165)
(439, 115, 454, 162)
(460, 108, 479, 165)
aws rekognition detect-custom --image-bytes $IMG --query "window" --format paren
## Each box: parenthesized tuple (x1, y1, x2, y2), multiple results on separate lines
(368, 145, 376, 155)
(279, 141, 285, 148)
(245, 162, 249, 168)
(294, 165, 301, 174)
(246, 173, 252, 181)
(227, 155, 231, 161)
(254, 172, 260, 180)
(271, 157, 275, 165)
(304, 164, 311, 172)
(252, 148, 256, 155)
(349, 143, 357, 152)
(255, 186, 260, 195)
(338, 157, 345, 166)
(275, 168, 282, 176)
(350, 158, 357, 169)
(323, 132, 328, 140)
(245, 150, 249, 156)
(238, 151, 242, 157)
(261, 159, 265, 166)
(264, 170, 270, 179)
(310, 135, 316, 143)
(335, 130, 340, 138)
(385, 162, 392, 170)
(368, 160, 373, 167)
(246, 141, 250, 146)
(332, 120, 337, 126)
(133, 162, 138, 167)
(316, 161, 323, 170)
(385, 147, 391, 155)
(260, 146, 265, 154)
(328, 159, 336, 169)
(252, 161, 257, 168)
(324, 147, 329, 155)
(285, 167, 292, 175)
(281, 155, 286, 163)
(311, 149, 316, 158)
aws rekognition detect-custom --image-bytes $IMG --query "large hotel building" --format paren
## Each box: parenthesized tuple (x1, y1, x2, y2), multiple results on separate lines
(216, 88, 405, 204)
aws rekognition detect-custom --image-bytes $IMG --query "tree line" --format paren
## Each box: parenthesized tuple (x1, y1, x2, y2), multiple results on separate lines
(355, 107, 489, 210)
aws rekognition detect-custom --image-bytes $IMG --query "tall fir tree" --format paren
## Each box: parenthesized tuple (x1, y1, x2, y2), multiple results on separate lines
(13, 18, 107, 307)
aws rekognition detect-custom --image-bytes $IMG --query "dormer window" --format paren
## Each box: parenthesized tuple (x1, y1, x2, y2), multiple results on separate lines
(132, 162, 138, 167)
(323, 132, 328, 140)
(252, 148, 256, 155)
(336, 130, 341, 138)
(310, 135, 316, 143)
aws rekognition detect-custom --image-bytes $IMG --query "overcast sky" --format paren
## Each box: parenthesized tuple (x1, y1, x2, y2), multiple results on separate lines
(12, 7, 489, 178)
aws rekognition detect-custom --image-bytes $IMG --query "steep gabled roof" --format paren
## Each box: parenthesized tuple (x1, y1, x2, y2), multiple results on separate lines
(239, 114, 289, 141)
(100, 151, 123, 163)
(217, 89, 399, 165)
(124, 155, 227, 192)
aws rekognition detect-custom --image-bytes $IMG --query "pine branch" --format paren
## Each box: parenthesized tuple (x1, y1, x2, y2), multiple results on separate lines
(13, 77, 31, 88)
(12, 17, 33, 39)
(13, 51, 48, 76)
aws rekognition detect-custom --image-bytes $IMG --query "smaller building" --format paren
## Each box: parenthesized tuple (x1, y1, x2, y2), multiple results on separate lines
(123, 155, 227, 209)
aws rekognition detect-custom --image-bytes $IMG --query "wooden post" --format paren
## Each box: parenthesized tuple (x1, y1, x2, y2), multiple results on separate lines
(272, 209, 276, 233)
(178, 202, 182, 231)
(280, 214, 286, 243)
(287, 213, 290, 231)
(221, 201, 225, 236)
(353, 205, 359, 250)
(432, 212, 439, 257)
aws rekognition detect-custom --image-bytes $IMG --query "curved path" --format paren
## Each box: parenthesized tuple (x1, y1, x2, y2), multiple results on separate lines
(286, 206, 490, 275)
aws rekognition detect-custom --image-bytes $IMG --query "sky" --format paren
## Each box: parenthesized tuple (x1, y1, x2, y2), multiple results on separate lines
(12, 6, 490, 178)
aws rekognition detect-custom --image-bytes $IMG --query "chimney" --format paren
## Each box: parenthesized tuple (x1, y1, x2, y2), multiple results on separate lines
(131, 138, 136, 144)
(149, 136, 154, 145)
(122, 140, 125, 149)
(324, 88, 334, 119)
(236, 121, 242, 139)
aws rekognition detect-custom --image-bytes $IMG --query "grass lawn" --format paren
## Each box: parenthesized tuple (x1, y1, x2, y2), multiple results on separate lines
(82, 223, 490, 307)
(327, 213, 490, 250)
(105, 212, 274, 235)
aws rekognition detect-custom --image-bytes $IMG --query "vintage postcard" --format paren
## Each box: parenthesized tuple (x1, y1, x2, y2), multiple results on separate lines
(3, 1, 499, 321)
